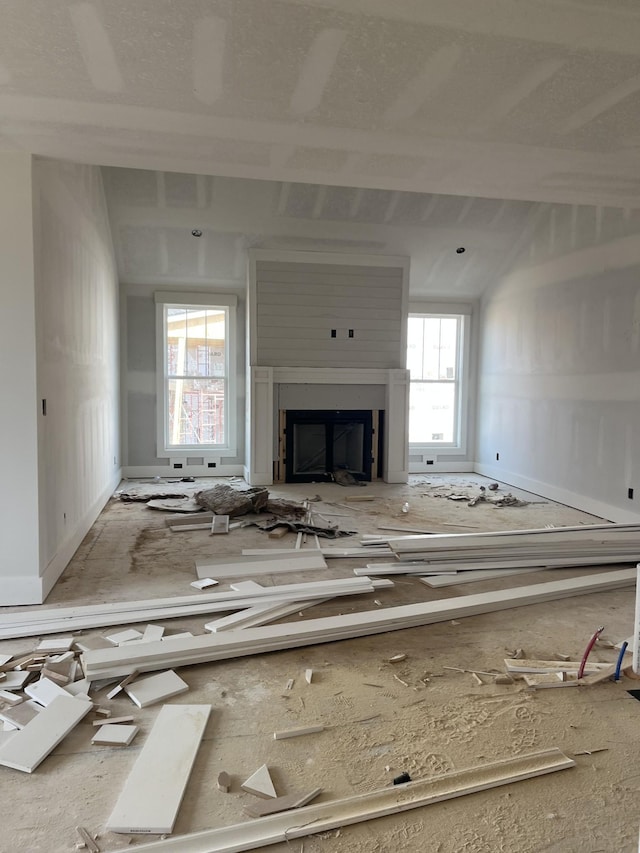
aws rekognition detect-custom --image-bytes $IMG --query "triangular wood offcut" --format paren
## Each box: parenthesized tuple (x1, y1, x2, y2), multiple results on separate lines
(241, 763, 277, 799)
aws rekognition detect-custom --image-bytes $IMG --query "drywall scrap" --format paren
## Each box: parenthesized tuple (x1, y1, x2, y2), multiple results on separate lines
(81, 569, 636, 680)
(110, 749, 575, 853)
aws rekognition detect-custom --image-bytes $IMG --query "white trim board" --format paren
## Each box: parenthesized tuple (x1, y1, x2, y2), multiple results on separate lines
(106, 704, 211, 834)
(124, 670, 189, 708)
(239, 548, 395, 559)
(82, 569, 636, 680)
(419, 568, 549, 587)
(204, 599, 326, 632)
(0, 577, 384, 640)
(195, 553, 326, 580)
(0, 695, 92, 773)
(357, 556, 636, 575)
(113, 748, 574, 853)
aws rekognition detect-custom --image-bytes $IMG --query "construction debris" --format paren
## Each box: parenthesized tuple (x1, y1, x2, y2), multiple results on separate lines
(258, 520, 353, 539)
(195, 485, 307, 519)
(217, 771, 231, 793)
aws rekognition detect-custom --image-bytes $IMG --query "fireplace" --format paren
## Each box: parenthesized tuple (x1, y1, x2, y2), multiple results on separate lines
(284, 410, 377, 483)
(246, 366, 409, 485)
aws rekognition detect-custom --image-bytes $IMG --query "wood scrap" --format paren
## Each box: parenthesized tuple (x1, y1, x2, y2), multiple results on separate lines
(243, 787, 322, 817)
(106, 705, 211, 834)
(268, 526, 290, 539)
(116, 749, 575, 852)
(273, 725, 324, 740)
(217, 771, 231, 793)
(504, 659, 614, 674)
(0, 695, 92, 772)
(258, 520, 353, 539)
(124, 670, 188, 708)
(241, 764, 277, 799)
(76, 827, 100, 853)
(93, 715, 135, 727)
(91, 724, 139, 746)
(211, 515, 230, 535)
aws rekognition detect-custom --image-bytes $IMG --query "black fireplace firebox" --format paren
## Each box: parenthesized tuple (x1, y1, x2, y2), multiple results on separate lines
(284, 410, 374, 483)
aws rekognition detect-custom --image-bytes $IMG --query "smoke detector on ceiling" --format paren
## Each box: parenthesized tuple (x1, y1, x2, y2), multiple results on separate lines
(191, 228, 203, 237)
(456, 247, 466, 254)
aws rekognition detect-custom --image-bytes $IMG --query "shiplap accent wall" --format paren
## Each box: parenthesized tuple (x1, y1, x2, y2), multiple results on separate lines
(251, 254, 407, 369)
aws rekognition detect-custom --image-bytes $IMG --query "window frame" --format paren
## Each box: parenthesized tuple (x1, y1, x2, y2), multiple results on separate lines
(154, 291, 237, 458)
(407, 311, 470, 455)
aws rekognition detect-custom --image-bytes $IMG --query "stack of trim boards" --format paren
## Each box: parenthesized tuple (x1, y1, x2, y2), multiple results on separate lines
(81, 569, 636, 680)
(0, 577, 392, 640)
(384, 522, 640, 570)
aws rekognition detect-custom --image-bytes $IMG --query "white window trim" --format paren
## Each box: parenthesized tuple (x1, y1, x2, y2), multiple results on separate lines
(154, 291, 237, 458)
(407, 312, 470, 456)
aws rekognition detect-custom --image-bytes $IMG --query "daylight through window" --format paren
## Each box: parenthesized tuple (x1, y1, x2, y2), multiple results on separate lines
(407, 315, 461, 446)
(155, 294, 237, 453)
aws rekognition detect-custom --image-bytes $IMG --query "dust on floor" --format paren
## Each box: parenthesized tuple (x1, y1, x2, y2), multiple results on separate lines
(1, 475, 638, 853)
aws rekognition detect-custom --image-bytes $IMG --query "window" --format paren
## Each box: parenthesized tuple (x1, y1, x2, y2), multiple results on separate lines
(407, 314, 464, 448)
(155, 293, 237, 456)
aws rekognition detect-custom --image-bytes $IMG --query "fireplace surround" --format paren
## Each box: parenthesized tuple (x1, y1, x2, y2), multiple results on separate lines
(245, 367, 409, 485)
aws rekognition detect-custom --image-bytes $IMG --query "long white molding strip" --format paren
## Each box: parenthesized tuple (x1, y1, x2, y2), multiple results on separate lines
(0, 578, 386, 640)
(239, 548, 395, 559)
(0, 575, 335, 627)
(357, 554, 637, 574)
(82, 569, 636, 680)
(393, 546, 640, 564)
(388, 521, 640, 543)
(391, 531, 640, 556)
(0, 695, 92, 773)
(195, 553, 326, 579)
(117, 748, 574, 853)
(419, 568, 549, 587)
(107, 704, 211, 834)
(204, 599, 326, 632)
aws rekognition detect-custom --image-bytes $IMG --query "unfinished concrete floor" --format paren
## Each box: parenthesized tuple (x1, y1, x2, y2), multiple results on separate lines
(1, 474, 639, 853)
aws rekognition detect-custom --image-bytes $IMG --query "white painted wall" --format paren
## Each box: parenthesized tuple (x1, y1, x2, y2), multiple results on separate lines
(32, 158, 121, 601)
(0, 152, 40, 603)
(476, 204, 640, 522)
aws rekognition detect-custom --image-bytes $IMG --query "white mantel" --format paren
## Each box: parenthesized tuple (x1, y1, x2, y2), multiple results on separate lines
(245, 366, 410, 485)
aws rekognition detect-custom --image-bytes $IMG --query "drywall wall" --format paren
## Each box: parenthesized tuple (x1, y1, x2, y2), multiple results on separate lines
(32, 158, 121, 600)
(476, 203, 640, 521)
(120, 282, 245, 476)
(0, 152, 40, 603)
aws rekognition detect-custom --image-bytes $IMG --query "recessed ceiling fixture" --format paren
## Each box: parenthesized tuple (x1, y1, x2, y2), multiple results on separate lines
(191, 228, 203, 237)
(456, 246, 466, 254)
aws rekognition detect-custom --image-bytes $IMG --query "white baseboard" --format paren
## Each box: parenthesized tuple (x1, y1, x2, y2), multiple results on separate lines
(409, 462, 473, 474)
(122, 465, 244, 479)
(244, 472, 274, 486)
(474, 463, 640, 523)
(0, 575, 46, 606)
(39, 469, 124, 603)
(383, 470, 409, 484)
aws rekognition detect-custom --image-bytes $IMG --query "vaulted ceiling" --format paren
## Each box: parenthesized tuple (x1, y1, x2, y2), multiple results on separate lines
(6, 1, 640, 297)
(4, 0, 640, 207)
